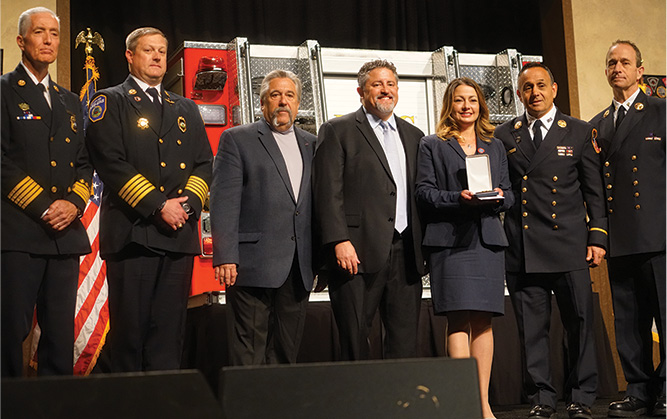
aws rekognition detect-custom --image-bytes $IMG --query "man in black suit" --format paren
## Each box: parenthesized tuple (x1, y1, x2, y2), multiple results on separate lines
(1, 7, 92, 377)
(589, 40, 665, 418)
(313, 59, 426, 360)
(211, 70, 316, 365)
(495, 62, 608, 419)
(85, 27, 212, 372)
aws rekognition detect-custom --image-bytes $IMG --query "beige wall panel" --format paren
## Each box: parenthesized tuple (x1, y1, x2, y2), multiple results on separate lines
(570, 0, 666, 120)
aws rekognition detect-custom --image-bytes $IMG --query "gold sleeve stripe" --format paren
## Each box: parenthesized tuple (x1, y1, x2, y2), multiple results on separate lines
(72, 181, 91, 203)
(8, 176, 43, 209)
(119, 174, 156, 208)
(184, 176, 209, 205)
(589, 227, 608, 236)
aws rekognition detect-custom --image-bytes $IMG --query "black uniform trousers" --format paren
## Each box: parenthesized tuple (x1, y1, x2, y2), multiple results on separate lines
(1, 252, 78, 377)
(507, 269, 597, 408)
(608, 251, 666, 401)
(328, 231, 422, 361)
(226, 253, 309, 365)
(105, 246, 193, 372)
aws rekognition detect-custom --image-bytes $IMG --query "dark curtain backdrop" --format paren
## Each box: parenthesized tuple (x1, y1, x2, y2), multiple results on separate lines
(70, 0, 542, 90)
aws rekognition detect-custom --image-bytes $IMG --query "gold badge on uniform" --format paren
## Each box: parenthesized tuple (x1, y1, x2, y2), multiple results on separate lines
(134, 96, 142, 102)
(514, 121, 522, 130)
(634, 103, 644, 111)
(557, 120, 567, 128)
(603, 109, 610, 118)
(70, 115, 78, 133)
(129, 89, 137, 95)
(137, 117, 150, 129)
(18, 80, 26, 86)
(19, 103, 30, 111)
(178, 116, 187, 132)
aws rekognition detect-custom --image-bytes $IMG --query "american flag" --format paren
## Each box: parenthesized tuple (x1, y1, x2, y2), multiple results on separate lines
(73, 173, 109, 374)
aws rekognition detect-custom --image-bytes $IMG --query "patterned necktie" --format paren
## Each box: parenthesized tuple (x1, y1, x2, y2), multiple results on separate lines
(615, 106, 626, 131)
(532, 119, 543, 148)
(146, 87, 162, 115)
(380, 121, 407, 233)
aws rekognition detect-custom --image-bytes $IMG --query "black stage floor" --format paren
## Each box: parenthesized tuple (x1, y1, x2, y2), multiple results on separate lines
(494, 396, 665, 419)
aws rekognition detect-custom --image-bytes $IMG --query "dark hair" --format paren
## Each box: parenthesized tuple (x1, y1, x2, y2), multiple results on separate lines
(518, 62, 555, 85)
(609, 40, 643, 67)
(435, 77, 495, 143)
(357, 59, 398, 89)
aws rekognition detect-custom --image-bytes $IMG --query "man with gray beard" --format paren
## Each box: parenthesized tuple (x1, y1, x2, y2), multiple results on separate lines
(211, 70, 316, 365)
(313, 60, 426, 360)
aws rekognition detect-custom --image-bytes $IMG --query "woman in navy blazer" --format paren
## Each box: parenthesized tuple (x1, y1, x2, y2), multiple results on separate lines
(416, 77, 513, 419)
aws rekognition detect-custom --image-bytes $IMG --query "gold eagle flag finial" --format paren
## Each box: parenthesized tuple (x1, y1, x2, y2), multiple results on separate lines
(75, 28, 105, 56)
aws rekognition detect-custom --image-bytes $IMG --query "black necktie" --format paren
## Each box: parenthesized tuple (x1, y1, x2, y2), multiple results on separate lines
(38, 83, 51, 109)
(146, 87, 162, 115)
(532, 119, 543, 148)
(615, 106, 626, 131)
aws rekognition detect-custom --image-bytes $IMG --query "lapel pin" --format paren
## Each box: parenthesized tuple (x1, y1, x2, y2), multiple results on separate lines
(137, 117, 150, 130)
(70, 115, 78, 133)
(134, 96, 141, 102)
(514, 121, 522, 130)
(603, 109, 610, 118)
(129, 89, 137, 95)
(558, 120, 567, 128)
(635, 103, 644, 111)
(53, 85, 59, 92)
(18, 79, 26, 86)
(19, 103, 30, 111)
(178, 116, 187, 132)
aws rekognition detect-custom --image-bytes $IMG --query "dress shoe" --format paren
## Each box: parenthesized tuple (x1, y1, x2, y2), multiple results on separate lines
(608, 396, 648, 417)
(528, 404, 557, 418)
(652, 396, 666, 417)
(566, 402, 592, 419)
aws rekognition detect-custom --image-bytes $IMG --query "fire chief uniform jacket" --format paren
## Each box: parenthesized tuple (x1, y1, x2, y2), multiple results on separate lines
(1, 64, 92, 255)
(589, 90, 665, 257)
(85, 76, 212, 257)
(496, 109, 608, 273)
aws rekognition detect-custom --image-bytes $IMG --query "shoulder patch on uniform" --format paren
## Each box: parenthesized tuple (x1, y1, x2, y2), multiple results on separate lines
(89, 94, 107, 123)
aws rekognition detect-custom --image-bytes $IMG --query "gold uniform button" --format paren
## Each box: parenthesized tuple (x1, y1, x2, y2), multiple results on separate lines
(635, 204, 641, 210)
(606, 184, 612, 189)
(159, 186, 165, 192)
(521, 200, 527, 205)
(51, 160, 57, 167)
(177, 140, 182, 145)
(551, 213, 557, 219)
(632, 167, 638, 172)
(604, 161, 610, 167)
(178, 189, 183, 194)
(180, 163, 186, 169)
(634, 192, 640, 197)
(522, 212, 528, 217)
(159, 138, 164, 144)
(631, 155, 637, 160)
(551, 201, 557, 206)
(633, 180, 638, 186)
(50, 137, 54, 142)
(552, 176, 558, 182)
(67, 187, 72, 193)
(608, 196, 613, 201)
(522, 187, 527, 193)
(522, 175, 528, 180)
(608, 209, 613, 214)
(552, 189, 557, 193)
(70, 162, 74, 167)
(523, 225, 529, 230)
(65, 137, 71, 143)
(605, 173, 610, 177)
(161, 162, 166, 167)
(553, 225, 559, 230)
(51, 186, 57, 193)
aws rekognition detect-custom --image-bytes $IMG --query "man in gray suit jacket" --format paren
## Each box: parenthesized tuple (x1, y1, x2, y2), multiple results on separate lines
(211, 70, 316, 365)
(313, 59, 426, 360)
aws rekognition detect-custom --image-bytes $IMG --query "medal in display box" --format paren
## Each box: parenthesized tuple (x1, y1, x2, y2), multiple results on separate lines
(465, 154, 504, 204)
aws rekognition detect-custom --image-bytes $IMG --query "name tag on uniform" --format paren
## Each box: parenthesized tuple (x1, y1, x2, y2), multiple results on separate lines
(557, 146, 574, 157)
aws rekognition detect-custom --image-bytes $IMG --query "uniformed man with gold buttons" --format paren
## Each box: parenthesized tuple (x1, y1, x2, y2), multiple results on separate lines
(1, 7, 92, 377)
(495, 62, 608, 419)
(589, 40, 666, 418)
(85, 27, 212, 372)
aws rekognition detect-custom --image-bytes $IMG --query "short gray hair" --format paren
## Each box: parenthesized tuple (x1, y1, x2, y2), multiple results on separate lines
(18, 7, 59, 37)
(259, 69, 302, 103)
(125, 27, 168, 52)
(357, 59, 399, 89)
